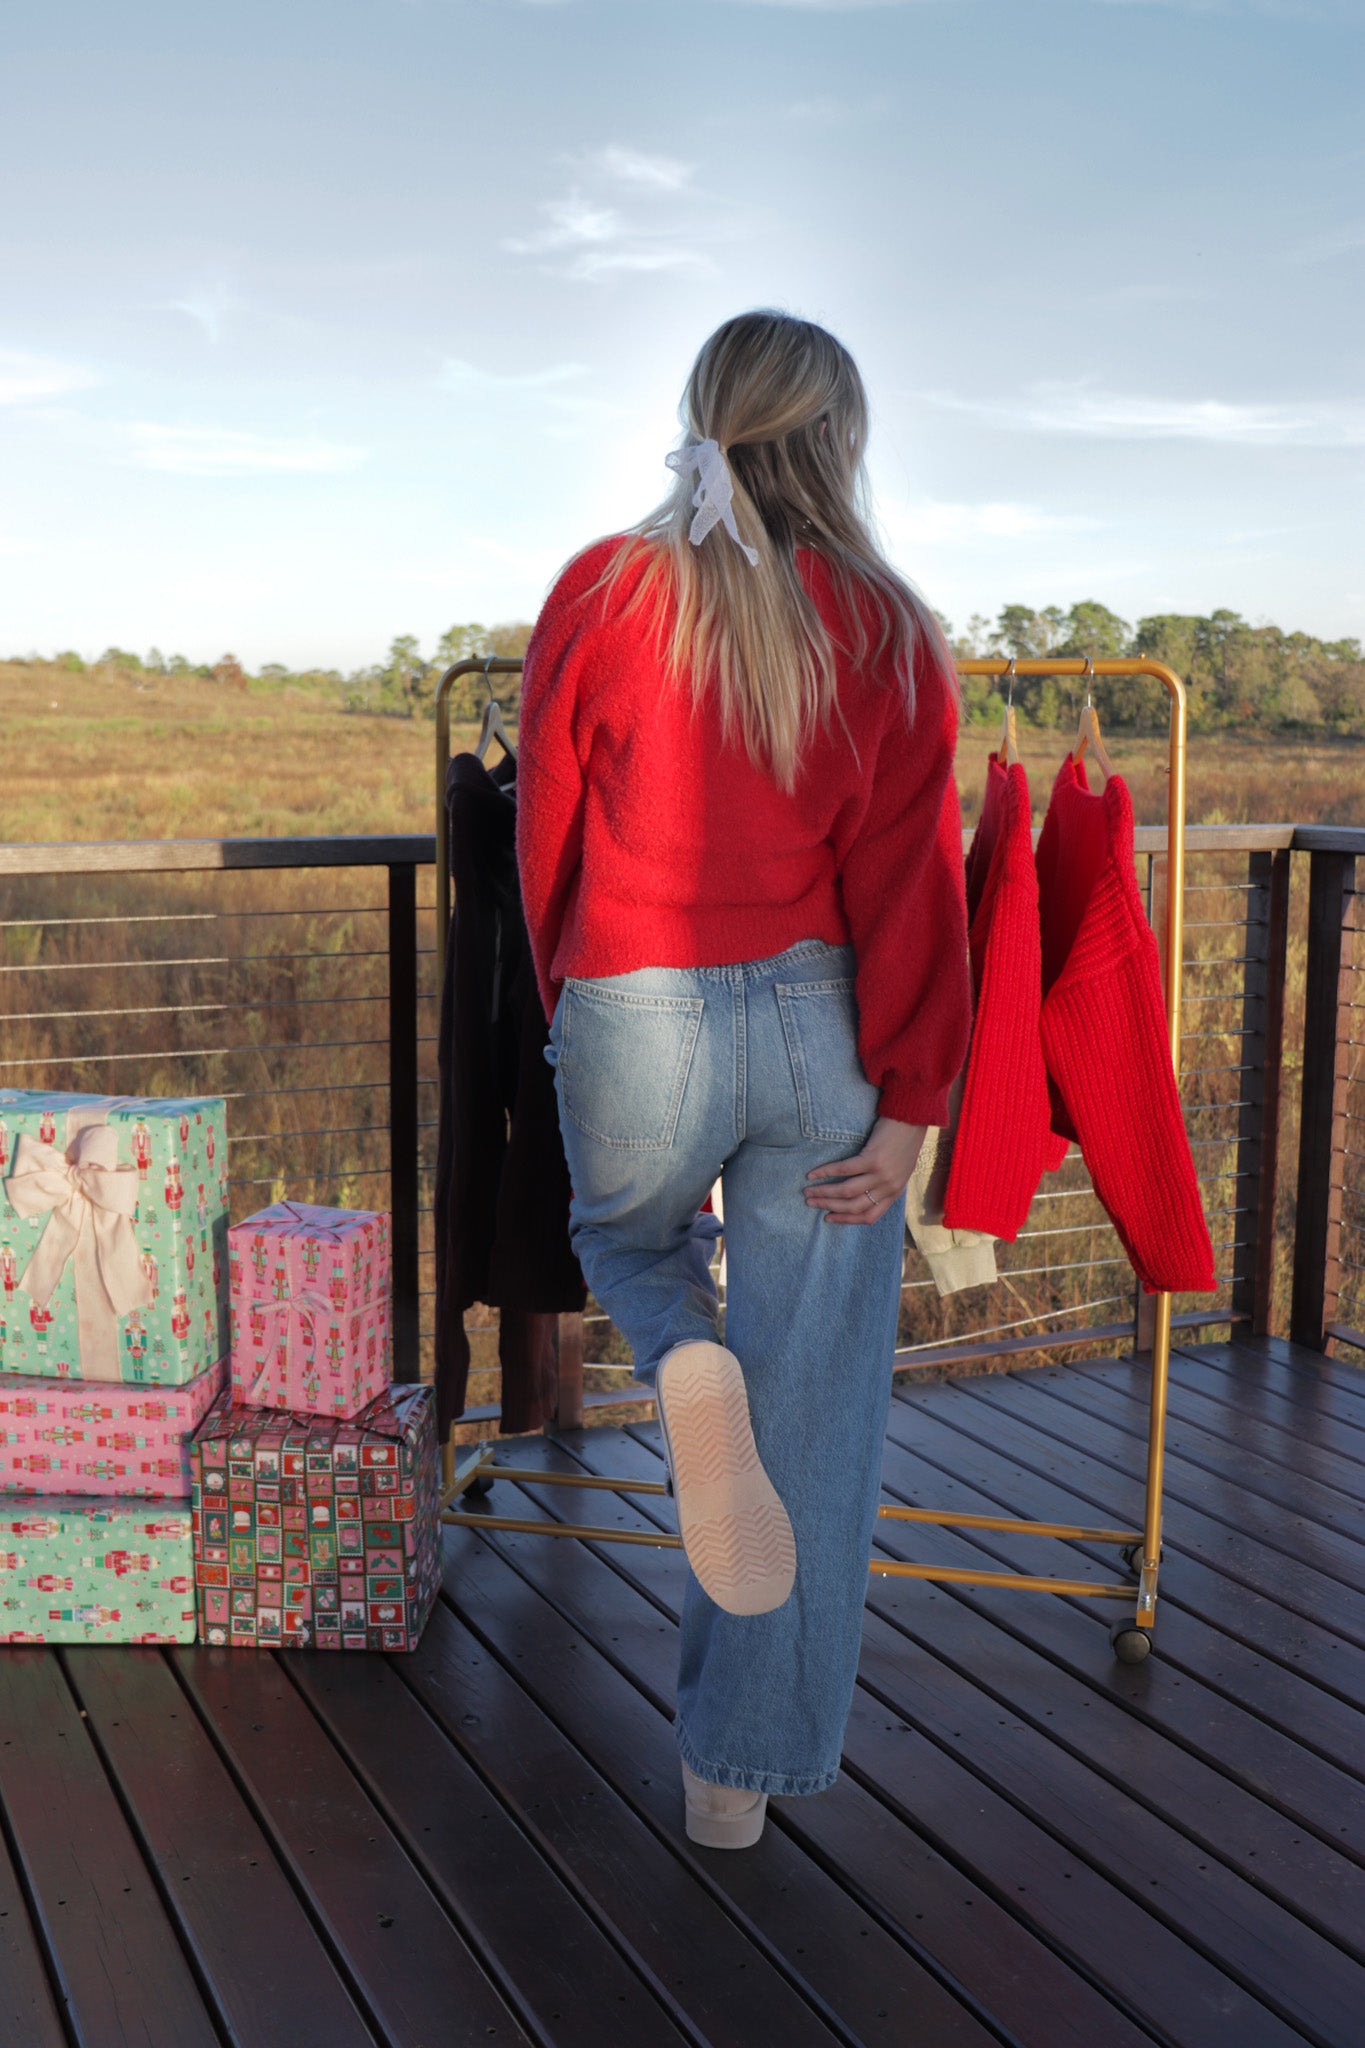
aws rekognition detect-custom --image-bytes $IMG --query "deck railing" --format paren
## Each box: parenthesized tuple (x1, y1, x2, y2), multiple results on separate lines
(1, 822, 1361, 1439)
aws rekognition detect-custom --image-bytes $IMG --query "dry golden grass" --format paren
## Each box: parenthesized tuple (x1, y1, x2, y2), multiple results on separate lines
(1, 661, 441, 844)
(4, 656, 1359, 1414)
(7, 656, 1365, 844)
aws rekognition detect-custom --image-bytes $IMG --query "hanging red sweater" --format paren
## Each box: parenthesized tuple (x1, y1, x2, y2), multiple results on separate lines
(515, 534, 973, 1128)
(1035, 755, 1215, 1296)
(942, 753, 1066, 1241)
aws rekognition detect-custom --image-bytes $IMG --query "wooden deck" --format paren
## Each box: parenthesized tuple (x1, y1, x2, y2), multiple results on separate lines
(3, 1333, 1364, 2048)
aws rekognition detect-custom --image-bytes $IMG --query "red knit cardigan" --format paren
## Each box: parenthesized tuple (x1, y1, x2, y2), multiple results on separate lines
(514, 535, 973, 1128)
(942, 753, 1065, 1241)
(1034, 756, 1215, 1296)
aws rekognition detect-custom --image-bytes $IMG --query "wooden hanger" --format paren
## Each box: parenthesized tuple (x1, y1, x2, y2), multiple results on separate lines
(474, 658, 517, 766)
(998, 658, 1020, 767)
(1073, 658, 1116, 783)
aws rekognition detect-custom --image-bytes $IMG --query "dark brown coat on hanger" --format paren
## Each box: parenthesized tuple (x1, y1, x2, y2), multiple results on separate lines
(433, 748, 586, 1440)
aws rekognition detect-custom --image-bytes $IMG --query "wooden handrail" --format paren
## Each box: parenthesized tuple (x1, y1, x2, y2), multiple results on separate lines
(0, 821, 1308, 879)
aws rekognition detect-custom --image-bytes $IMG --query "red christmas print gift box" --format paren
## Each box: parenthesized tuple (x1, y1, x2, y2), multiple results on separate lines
(188, 1383, 439, 1652)
(229, 1200, 391, 1421)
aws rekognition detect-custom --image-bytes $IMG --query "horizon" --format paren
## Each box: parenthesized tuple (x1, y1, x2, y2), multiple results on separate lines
(3, 0, 1361, 669)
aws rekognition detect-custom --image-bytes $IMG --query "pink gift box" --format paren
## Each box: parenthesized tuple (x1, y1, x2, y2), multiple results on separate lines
(0, 1358, 224, 1496)
(228, 1202, 392, 1421)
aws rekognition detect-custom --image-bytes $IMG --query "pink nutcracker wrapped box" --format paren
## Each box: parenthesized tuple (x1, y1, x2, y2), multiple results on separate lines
(0, 1359, 223, 1497)
(229, 1201, 392, 1421)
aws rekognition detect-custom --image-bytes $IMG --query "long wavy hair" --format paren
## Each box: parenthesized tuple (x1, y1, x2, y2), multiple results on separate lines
(576, 308, 956, 794)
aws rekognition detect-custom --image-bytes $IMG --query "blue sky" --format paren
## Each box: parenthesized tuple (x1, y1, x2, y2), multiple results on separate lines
(3, 0, 1361, 669)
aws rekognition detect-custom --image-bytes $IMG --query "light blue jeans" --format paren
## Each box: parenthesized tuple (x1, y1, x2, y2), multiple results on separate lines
(545, 938, 906, 1797)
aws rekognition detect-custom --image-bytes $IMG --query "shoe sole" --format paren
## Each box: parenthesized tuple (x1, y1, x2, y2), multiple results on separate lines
(655, 1340, 796, 1616)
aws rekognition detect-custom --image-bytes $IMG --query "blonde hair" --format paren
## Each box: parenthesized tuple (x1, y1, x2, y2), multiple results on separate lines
(576, 309, 956, 794)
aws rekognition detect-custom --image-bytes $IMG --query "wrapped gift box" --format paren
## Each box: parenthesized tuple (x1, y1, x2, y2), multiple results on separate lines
(0, 1359, 224, 1497)
(190, 1382, 438, 1651)
(0, 1498, 196, 1643)
(0, 1089, 229, 1386)
(229, 1201, 391, 1421)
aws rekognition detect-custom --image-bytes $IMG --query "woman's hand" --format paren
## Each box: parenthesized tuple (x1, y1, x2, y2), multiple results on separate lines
(804, 1117, 928, 1225)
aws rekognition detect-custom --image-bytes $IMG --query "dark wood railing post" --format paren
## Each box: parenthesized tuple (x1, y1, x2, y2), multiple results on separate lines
(1233, 848, 1291, 1335)
(387, 861, 421, 1382)
(552, 1312, 585, 1432)
(1291, 849, 1356, 1350)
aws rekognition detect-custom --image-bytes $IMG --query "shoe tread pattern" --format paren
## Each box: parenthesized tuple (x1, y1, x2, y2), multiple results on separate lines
(658, 1345, 796, 1616)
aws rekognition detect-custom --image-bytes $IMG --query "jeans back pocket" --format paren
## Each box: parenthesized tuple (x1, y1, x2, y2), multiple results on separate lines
(774, 977, 879, 1143)
(558, 983, 704, 1150)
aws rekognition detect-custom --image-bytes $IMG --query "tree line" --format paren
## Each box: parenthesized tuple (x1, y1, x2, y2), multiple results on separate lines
(38, 600, 1365, 737)
(941, 603, 1365, 736)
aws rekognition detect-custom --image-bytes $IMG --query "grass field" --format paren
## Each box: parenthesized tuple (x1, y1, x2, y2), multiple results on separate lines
(6, 655, 1365, 843)
(4, 655, 1358, 1418)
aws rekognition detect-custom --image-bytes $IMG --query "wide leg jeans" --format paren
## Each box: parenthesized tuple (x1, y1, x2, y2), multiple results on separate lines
(544, 938, 905, 1797)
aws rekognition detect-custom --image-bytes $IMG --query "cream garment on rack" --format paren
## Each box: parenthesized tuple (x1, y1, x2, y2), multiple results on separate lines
(904, 1064, 998, 1295)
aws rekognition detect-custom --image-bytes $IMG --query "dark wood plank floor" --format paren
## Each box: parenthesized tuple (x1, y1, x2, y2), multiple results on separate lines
(3, 1335, 1364, 2048)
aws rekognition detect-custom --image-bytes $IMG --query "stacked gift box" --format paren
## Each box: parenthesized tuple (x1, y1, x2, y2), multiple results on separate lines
(1, 1092, 440, 1654)
(0, 1090, 230, 1643)
(192, 1200, 441, 1652)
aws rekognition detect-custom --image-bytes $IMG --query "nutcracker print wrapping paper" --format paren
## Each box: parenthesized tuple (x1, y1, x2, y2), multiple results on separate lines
(189, 1382, 439, 1652)
(0, 1358, 224, 1497)
(229, 1200, 392, 1421)
(0, 1497, 196, 1643)
(0, 1090, 229, 1387)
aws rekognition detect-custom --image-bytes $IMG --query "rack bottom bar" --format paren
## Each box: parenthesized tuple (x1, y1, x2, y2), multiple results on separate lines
(441, 1510, 682, 1545)
(451, 1461, 669, 1495)
(440, 1508, 1137, 1596)
(869, 1560, 1135, 1596)
(877, 1505, 1141, 1543)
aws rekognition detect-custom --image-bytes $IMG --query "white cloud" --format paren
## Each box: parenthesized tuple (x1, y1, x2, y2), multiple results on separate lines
(916, 380, 1365, 447)
(503, 192, 624, 256)
(504, 176, 714, 282)
(437, 357, 589, 392)
(882, 500, 1098, 547)
(568, 245, 711, 280)
(0, 349, 99, 406)
(1292, 220, 1365, 264)
(587, 145, 694, 192)
(161, 279, 240, 342)
(119, 424, 367, 476)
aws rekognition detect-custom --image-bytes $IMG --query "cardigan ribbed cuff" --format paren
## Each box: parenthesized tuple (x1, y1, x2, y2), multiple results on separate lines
(877, 1078, 951, 1128)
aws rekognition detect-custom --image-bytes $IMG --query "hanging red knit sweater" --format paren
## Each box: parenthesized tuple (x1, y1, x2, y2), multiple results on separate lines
(1035, 754, 1215, 1296)
(942, 753, 1067, 1241)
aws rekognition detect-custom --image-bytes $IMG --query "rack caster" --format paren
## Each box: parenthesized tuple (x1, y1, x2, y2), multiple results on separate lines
(1120, 1543, 1162, 1578)
(1110, 1623, 1152, 1665)
(465, 1469, 495, 1499)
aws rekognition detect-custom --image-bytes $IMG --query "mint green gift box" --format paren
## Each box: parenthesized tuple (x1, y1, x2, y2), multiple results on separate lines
(0, 1497, 195, 1643)
(0, 1090, 229, 1387)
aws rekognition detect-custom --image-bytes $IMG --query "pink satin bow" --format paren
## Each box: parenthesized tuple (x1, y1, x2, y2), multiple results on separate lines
(5, 1125, 155, 1379)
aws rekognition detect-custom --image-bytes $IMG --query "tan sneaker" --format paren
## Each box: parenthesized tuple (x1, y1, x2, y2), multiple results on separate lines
(654, 1339, 796, 1616)
(681, 1757, 769, 1848)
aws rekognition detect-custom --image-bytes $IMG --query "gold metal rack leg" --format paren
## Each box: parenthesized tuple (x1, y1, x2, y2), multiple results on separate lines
(1136, 1290, 1172, 1632)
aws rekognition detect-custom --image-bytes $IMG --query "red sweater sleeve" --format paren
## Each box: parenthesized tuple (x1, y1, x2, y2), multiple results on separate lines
(515, 546, 608, 1023)
(830, 646, 973, 1128)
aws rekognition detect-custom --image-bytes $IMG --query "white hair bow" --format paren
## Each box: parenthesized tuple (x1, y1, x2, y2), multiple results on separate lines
(665, 438, 760, 566)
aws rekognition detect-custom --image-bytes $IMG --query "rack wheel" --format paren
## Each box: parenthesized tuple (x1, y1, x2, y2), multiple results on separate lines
(1110, 1623, 1152, 1665)
(464, 1469, 495, 1499)
(1120, 1543, 1141, 1576)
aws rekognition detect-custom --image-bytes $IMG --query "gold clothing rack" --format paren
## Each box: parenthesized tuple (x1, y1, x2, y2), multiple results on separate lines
(432, 653, 1189, 1664)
